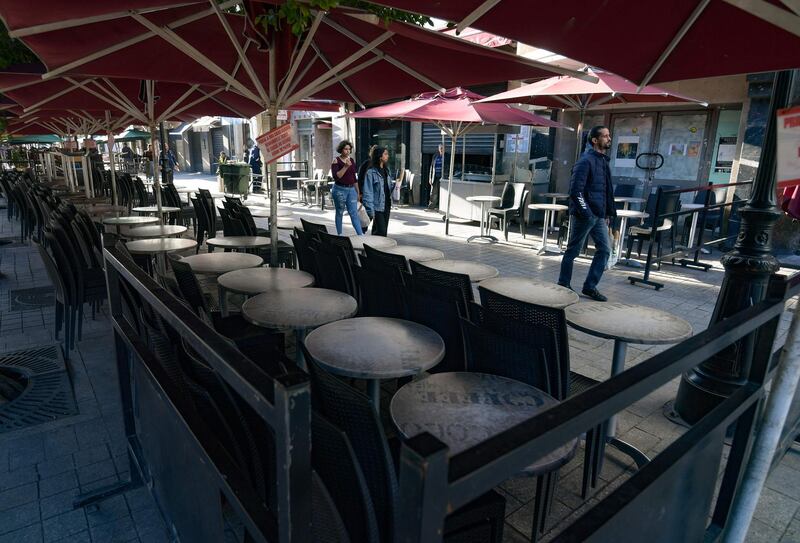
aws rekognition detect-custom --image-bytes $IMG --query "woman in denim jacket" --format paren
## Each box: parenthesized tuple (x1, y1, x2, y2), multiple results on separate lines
(362, 147, 391, 236)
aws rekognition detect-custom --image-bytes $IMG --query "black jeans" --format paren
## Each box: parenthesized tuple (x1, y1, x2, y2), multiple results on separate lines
(428, 175, 441, 208)
(371, 209, 390, 236)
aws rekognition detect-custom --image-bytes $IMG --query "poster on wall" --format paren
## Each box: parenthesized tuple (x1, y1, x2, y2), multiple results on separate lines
(687, 141, 701, 158)
(505, 125, 530, 153)
(714, 136, 737, 171)
(614, 135, 639, 168)
(777, 106, 800, 185)
(668, 143, 686, 156)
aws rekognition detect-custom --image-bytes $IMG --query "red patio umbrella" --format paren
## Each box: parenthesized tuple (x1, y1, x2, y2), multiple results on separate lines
(351, 87, 566, 235)
(476, 69, 707, 159)
(370, 0, 800, 87)
(0, 1, 591, 262)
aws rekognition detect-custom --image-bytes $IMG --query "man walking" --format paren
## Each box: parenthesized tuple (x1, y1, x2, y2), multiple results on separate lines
(557, 125, 616, 302)
(427, 144, 444, 210)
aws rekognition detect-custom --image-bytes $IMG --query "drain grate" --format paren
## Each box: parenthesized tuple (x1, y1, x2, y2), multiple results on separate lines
(9, 286, 55, 311)
(0, 344, 78, 433)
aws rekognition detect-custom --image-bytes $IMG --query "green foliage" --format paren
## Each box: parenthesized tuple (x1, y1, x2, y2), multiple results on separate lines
(0, 22, 37, 69)
(255, 0, 431, 37)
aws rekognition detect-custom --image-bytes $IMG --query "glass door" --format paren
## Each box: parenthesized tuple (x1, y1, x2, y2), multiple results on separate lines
(651, 112, 710, 201)
(609, 113, 657, 198)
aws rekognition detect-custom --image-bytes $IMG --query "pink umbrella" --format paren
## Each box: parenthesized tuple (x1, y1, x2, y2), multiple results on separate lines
(476, 69, 707, 159)
(351, 87, 567, 234)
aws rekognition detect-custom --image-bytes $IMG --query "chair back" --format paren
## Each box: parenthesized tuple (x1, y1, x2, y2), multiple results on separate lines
(363, 244, 410, 274)
(312, 413, 380, 543)
(305, 354, 397, 543)
(478, 287, 570, 400)
(168, 256, 209, 316)
(290, 232, 317, 277)
(498, 182, 515, 209)
(404, 284, 465, 373)
(353, 265, 405, 318)
(460, 317, 552, 394)
(410, 259, 473, 310)
(300, 218, 327, 236)
(308, 243, 353, 296)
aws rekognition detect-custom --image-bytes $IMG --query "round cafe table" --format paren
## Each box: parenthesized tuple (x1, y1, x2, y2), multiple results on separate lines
(102, 215, 158, 235)
(383, 245, 444, 263)
(391, 372, 576, 467)
(246, 205, 292, 219)
(125, 224, 187, 238)
(242, 288, 357, 369)
(466, 195, 502, 243)
(540, 192, 569, 231)
(528, 203, 568, 254)
(565, 302, 692, 467)
(614, 196, 646, 210)
(207, 236, 272, 251)
(479, 277, 579, 308)
(217, 268, 314, 315)
(348, 234, 398, 251)
(305, 317, 444, 411)
(180, 252, 263, 276)
(125, 238, 197, 274)
(612, 209, 649, 267)
(420, 259, 498, 282)
(132, 205, 181, 215)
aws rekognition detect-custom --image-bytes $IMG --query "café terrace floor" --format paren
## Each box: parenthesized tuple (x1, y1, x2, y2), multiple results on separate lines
(1, 171, 800, 542)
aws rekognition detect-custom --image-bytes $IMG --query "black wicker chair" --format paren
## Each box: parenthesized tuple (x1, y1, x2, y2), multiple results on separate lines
(300, 218, 328, 236)
(363, 244, 410, 274)
(305, 353, 506, 543)
(410, 260, 473, 311)
(353, 265, 405, 318)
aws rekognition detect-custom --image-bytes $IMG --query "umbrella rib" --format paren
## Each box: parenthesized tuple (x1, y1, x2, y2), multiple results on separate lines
(322, 17, 443, 91)
(88, 80, 147, 122)
(637, 0, 711, 90)
(724, 0, 800, 36)
(40, 1, 242, 80)
(63, 77, 148, 123)
(310, 42, 364, 108)
(131, 12, 262, 105)
(97, 79, 144, 117)
(455, 0, 502, 34)
(284, 54, 382, 108)
(202, 90, 249, 119)
(164, 88, 226, 120)
(8, 2, 199, 37)
(210, 0, 269, 106)
(277, 11, 325, 108)
(282, 31, 393, 107)
(158, 84, 200, 122)
(779, 0, 800, 16)
(21, 79, 89, 112)
(281, 54, 320, 103)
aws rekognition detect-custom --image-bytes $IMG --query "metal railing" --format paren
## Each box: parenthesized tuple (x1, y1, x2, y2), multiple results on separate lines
(395, 271, 800, 542)
(627, 181, 752, 290)
(101, 244, 312, 542)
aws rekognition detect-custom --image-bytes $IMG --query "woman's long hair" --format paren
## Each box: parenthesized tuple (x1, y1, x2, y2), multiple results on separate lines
(370, 146, 388, 172)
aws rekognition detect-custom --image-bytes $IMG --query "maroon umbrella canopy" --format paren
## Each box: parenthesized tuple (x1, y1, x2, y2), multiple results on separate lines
(0, 1, 590, 108)
(371, 0, 800, 86)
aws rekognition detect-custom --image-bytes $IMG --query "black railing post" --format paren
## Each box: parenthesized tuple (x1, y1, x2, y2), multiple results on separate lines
(395, 434, 450, 543)
(674, 70, 795, 424)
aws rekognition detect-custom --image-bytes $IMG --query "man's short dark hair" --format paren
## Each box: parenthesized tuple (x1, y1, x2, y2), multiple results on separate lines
(336, 140, 353, 154)
(588, 125, 608, 144)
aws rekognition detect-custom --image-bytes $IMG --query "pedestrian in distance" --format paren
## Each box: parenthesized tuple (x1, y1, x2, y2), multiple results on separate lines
(557, 125, 617, 302)
(363, 146, 391, 236)
(427, 143, 444, 210)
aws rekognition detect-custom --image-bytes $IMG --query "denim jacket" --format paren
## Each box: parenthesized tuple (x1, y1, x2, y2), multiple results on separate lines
(362, 166, 386, 217)
(568, 149, 616, 219)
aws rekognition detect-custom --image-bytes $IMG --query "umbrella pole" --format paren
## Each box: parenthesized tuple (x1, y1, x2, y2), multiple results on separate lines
(105, 111, 118, 209)
(491, 132, 497, 184)
(268, 42, 279, 267)
(149, 125, 164, 224)
(574, 108, 586, 162)
(444, 127, 458, 236)
(461, 135, 466, 180)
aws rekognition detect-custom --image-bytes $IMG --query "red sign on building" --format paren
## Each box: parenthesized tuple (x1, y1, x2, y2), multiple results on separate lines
(256, 123, 299, 165)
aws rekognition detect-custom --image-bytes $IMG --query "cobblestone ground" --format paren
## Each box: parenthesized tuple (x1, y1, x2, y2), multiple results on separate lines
(0, 172, 798, 542)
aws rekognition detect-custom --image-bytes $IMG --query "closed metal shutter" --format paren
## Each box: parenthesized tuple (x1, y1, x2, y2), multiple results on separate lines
(189, 133, 202, 172)
(422, 123, 498, 155)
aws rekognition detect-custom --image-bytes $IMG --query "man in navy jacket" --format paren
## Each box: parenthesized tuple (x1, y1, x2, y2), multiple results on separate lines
(557, 125, 616, 301)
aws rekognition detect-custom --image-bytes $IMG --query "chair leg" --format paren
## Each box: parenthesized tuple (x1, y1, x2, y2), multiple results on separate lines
(54, 302, 63, 340)
(531, 470, 559, 542)
(504, 216, 509, 241)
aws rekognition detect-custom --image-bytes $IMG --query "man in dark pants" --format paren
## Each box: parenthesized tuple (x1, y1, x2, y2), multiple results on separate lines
(557, 125, 616, 302)
(427, 144, 444, 210)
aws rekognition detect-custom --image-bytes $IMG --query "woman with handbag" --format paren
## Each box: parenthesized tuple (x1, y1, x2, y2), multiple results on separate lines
(363, 146, 392, 236)
(330, 140, 364, 236)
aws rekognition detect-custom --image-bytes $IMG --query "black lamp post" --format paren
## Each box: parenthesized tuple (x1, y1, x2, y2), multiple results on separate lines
(673, 70, 795, 424)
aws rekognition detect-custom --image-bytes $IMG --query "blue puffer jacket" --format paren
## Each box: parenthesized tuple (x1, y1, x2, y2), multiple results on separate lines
(362, 166, 387, 217)
(568, 149, 617, 219)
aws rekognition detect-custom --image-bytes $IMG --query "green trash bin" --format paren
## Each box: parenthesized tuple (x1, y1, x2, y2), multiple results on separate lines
(220, 162, 251, 195)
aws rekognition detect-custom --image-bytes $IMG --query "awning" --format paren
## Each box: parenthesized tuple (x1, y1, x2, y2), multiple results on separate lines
(169, 123, 193, 136)
(191, 116, 221, 132)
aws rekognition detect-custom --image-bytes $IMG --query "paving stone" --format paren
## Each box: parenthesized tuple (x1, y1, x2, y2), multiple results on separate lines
(89, 515, 139, 543)
(85, 495, 129, 528)
(77, 459, 117, 487)
(39, 488, 79, 520)
(0, 481, 38, 511)
(73, 444, 110, 469)
(42, 508, 87, 542)
(0, 465, 38, 492)
(36, 456, 75, 480)
(768, 464, 800, 501)
(38, 471, 78, 499)
(124, 487, 156, 513)
(746, 518, 784, 543)
(0, 523, 42, 543)
(754, 487, 800, 535)
(0, 500, 40, 535)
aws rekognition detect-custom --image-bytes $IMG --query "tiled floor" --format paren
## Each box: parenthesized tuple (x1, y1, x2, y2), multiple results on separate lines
(0, 172, 798, 542)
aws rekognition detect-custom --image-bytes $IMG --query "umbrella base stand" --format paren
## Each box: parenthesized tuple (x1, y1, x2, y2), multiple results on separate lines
(537, 244, 563, 255)
(467, 234, 498, 243)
